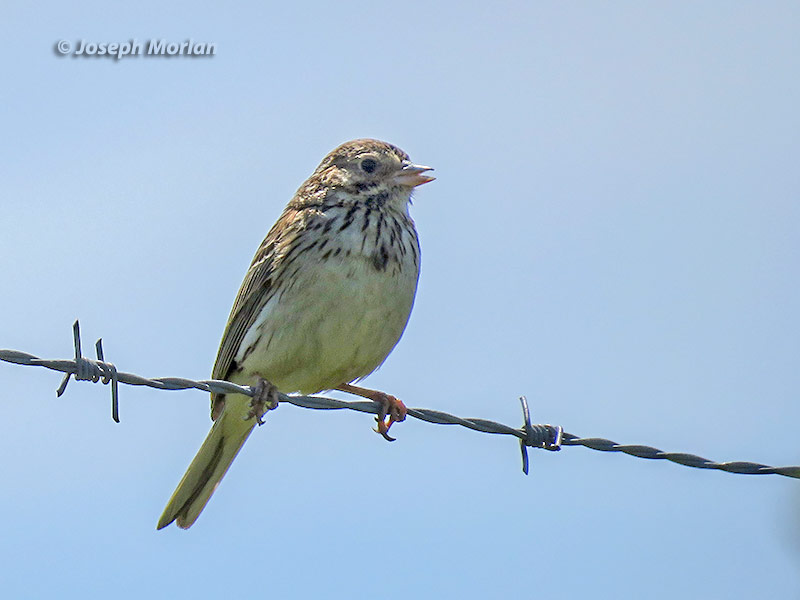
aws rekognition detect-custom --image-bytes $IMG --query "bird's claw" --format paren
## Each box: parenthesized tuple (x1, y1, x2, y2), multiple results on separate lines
(247, 378, 280, 425)
(373, 394, 407, 442)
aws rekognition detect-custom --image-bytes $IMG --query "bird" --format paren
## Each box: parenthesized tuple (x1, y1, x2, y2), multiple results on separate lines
(157, 139, 434, 529)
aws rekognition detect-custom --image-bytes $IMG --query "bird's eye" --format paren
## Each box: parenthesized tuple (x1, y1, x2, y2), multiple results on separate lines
(360, 158, 378, 174)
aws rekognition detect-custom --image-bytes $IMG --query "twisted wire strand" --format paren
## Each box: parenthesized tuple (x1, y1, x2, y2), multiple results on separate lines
(1, 321, 798, 479)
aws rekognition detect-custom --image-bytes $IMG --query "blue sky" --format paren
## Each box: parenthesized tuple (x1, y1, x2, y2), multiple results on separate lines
(1, 1, 799, 597)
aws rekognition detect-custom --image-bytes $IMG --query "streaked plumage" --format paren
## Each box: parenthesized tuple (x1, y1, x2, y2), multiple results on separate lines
(157, 139, 433, 529)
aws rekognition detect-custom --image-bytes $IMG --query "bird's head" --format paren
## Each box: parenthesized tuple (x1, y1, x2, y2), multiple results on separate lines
(306, 139, 434, 208)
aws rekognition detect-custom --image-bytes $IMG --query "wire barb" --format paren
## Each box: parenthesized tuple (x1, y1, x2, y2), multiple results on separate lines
(55, 321, 122, 422)
(94, 338, 120, 423)
(1, 321, 799, 480)
(518, 396, 563, 475)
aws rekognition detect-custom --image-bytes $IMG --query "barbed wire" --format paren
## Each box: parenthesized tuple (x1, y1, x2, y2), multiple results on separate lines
(2, 321, 799, 479)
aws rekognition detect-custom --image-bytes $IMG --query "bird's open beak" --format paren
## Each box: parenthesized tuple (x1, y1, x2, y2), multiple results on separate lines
(394, 162, 435, 187)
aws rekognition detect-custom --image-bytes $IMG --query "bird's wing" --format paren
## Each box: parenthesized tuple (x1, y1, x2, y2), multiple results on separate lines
(211, 251, 274, 383)
(209, 210, 300, 403)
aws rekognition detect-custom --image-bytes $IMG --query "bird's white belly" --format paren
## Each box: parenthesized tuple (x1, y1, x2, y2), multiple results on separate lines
(235, 255, 418, 394)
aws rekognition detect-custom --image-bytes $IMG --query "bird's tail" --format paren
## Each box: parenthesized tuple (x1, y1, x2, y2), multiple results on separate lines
(157, 401, 255, 530)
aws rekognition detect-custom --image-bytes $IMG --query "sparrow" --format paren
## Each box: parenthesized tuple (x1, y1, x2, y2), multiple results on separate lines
(157, 139, 434, 529)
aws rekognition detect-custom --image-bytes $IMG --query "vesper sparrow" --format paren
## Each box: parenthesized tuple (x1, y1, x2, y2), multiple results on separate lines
(157, 139, 434, 529)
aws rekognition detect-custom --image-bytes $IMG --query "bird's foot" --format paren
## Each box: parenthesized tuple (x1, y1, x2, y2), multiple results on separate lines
(373, 391, 407, 442)
(248, 378, 280, 425)
(337, 383, 407, 441)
